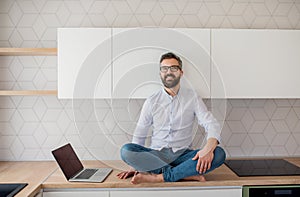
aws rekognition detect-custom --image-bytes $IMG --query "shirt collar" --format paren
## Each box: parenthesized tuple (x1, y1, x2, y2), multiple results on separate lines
(162, 86, 181, 99)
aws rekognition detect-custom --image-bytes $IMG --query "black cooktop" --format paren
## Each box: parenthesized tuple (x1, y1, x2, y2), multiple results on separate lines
(224, 159, 300, 177)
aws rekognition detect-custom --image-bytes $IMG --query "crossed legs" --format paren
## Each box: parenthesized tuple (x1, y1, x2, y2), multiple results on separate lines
(120, 143, 226, 183)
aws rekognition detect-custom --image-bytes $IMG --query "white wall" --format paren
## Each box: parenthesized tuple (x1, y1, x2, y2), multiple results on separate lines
(0, 0, 300, 161)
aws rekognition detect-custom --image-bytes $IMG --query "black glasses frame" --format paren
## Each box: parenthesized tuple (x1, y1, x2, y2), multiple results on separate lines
(160, 65, 181, 73)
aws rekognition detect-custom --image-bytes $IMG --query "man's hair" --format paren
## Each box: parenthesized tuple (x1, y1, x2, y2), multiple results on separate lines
(160, 52, 182, 68)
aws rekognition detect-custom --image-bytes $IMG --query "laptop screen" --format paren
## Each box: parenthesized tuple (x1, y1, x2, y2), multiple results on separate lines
(52, 143, 84, 180)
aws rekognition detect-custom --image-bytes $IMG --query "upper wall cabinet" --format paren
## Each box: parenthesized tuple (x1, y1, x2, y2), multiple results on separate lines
(112, 28, 210, 98)
(58, 28, 210, 99)
(58, 28, 112, 98)
(211, 29, 300, 98)
(59, 28, 300, 99)
(111, 28, 165, 99)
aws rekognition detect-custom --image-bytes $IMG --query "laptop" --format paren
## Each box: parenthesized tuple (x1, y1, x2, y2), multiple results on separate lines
(52, 143, 112, 183)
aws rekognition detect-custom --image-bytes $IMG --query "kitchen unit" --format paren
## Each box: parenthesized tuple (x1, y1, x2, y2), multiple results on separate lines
(43, 187, 242, 197)
(58, 28, 300, 99)
(1, 157, 300, 196)
(211, 29, 300, 98)
(41, 159, 300, 196)
(58, 28, 211, 99)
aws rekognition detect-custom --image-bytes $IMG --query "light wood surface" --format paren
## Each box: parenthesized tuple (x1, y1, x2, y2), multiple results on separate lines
(0, 48, 57, 56)
(0, 161, 58, 197)
(1, 159, 300, 196)
(43, 158, 300, 189)
(0, 48, 58, 96)
(0, 90, 58, 96)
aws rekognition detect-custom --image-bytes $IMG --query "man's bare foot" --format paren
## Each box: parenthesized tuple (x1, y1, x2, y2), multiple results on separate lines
(131, 172, 164, 184)
(182, 175, 206, 182)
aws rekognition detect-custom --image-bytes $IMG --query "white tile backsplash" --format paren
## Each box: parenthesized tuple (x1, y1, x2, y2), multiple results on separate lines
(250, 108, 269, 120)
(1, 0, 300, 160)
(285, 135, 298, 155)
(19, 122, 39, 135)
(249, 133, 268, 146)
(3, 101, 300, 160)
(272, 120, 290, 133)
(249, 121, 268, 133)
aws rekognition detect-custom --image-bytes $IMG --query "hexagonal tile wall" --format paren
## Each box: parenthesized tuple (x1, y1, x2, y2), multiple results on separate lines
(0, 0, 300, 160)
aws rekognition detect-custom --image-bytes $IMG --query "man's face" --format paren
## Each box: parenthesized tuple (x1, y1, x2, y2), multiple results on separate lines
(160, 58, 183, 89)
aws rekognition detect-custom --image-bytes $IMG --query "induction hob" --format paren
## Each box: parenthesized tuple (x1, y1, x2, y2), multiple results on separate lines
(224, 159, 300, 177)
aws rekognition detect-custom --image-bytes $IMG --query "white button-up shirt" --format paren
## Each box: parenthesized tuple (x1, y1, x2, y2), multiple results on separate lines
(132, 87, 221, 152)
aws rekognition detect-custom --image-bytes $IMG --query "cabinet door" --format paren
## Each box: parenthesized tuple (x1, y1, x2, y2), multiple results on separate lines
(112, 28, 211, 98)
(176, 28, 211, 98)
(34, 191, 42, 197)
(58, 28, 112, 98)
(43, 190, 109, 197)
(112, 28, 163, 98)
(110, 188, 242, 197)
(211, 29, 300, 98)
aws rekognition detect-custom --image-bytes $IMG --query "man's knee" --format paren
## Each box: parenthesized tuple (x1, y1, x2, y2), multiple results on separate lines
(214, 146, 226, 165)
(120, 143, 137, 162)
(121, 142, 142, 153)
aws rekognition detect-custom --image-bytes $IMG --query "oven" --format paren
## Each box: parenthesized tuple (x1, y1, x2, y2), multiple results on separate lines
(243, 185, 300, 197)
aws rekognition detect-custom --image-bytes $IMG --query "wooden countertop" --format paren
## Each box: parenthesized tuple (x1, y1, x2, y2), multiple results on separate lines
(43, 158, 300, 189)
(1, 158, 300, 196)
(0, 161, 58, 197)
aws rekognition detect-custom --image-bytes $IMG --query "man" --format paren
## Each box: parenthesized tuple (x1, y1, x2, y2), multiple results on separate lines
(117, 52, 226, 184)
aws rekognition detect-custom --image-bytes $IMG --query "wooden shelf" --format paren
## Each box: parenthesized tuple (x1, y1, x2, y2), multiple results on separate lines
(0, 48, 58, 96)
(0, 90, 58, 96)
(0, 48, 57, 56)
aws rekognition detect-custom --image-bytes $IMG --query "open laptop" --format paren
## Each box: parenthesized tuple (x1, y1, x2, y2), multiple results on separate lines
(52, 143, 112, 183)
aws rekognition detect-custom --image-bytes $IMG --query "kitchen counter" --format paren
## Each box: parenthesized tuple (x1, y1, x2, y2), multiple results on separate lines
(1, 158, 300, 196)
(0, 161, 58, 197)
(43, 158, 300, 189)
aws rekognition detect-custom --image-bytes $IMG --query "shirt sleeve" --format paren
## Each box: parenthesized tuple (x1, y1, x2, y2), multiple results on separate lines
(132, 98, 153, 145)
(194, 97, 222, 143)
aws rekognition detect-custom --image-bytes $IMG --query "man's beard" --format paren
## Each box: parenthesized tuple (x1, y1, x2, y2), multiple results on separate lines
(161, 74, 181, 88)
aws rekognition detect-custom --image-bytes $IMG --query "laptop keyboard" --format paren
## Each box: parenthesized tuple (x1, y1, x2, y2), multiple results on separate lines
(75, 169, 98, 179)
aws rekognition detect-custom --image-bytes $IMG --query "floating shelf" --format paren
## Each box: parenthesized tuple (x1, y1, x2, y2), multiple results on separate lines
(0, 48, 57, 56)
(0, 48, 58, 96)
(0, 90, 58, 96)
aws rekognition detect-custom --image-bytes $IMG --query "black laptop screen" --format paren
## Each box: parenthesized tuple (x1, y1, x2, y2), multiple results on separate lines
(52, 143, 84, 179)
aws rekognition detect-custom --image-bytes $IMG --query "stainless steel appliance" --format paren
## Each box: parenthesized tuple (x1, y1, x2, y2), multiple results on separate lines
(243, 185, 300, 197)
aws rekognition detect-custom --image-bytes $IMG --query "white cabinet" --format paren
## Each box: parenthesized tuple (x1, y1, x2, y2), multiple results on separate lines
(43, 187, 242, 197)
(58, 28, 112, 98)
(176, 28, 211, 98)
(112, 28, 211, 98)
(211, 29, 300, 98)
(43, 190, 109, 197)
(110, 188, 242, 197)
(34, 191, 43, 197)
(111, 28, 211, 99)
(111, 28, 163, 98)
(58, 28, 211, 99)
(59, 28, 300, 99)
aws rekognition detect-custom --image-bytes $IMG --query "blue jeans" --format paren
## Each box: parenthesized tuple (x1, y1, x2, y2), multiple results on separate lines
(120, 143, 226, 182)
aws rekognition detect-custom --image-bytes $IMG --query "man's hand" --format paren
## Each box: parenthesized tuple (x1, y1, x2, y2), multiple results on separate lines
(192, 149, 214, 174)
(117, 169, 137, 179)
(192, 138, 218, 174)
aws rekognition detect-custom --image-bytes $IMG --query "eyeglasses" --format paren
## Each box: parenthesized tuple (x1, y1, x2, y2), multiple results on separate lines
(160, 65, 181, 73)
